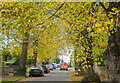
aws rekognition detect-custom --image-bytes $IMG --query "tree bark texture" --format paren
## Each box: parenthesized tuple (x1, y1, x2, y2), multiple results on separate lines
(74, 49, 84, 76)
(102, 2, 120, 82)
(103, 23, 120, 82)
(82, 36, 100, 82)
(14, 32, 29, 76)
(33, 39, 38, 66)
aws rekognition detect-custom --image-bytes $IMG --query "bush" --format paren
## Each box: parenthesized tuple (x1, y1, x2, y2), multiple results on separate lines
(2, 48, 12, 61)
(94, 52, 105, 66)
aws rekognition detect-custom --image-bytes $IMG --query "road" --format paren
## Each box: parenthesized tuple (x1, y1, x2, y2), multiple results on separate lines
(29, 68, 69, 81)
(19, 68, 74, 82)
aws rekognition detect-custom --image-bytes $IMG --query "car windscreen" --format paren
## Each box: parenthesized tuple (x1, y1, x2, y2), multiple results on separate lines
(61, 63, 68, 66)
(31, 67, 39, 69)
(31, 66, 42, 69)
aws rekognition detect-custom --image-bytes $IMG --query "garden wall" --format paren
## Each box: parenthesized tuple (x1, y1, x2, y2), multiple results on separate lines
(0, 66, 9, 75)
(8, 65, 18, 73)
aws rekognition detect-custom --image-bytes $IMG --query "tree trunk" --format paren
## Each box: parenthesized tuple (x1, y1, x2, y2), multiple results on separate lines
(103, 14, 120, 81)
(74, 49, 84, 76)
(103, 33, 120, 81)
(83, 55, 100, 82)
(14, 32, 29, 76)
(33, 39, 38, 66)
(74, 49, 77, 71)
(74, 49, 80, 75)
(82, 35, 100, 82)
(102, 2, 120, 81)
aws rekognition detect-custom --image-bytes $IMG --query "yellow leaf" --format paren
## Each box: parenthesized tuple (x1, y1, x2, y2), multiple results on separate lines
(87, 27, 92, 32)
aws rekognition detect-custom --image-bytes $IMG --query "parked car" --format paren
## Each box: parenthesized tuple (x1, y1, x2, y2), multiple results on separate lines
(49, 64, 53, 70)
(52, 63, 56, 69)
(29, 66, 44, 77)
(53, 63, 57, 68)
(56, 64, 60, 68)
(60, 63, 68, 70)
(42, 65, 50, 73)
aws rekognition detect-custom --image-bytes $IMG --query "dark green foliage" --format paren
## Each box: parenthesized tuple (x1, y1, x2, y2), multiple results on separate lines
(2, 48, 12, 61)
(11, 52, 19, 58)
(42, 59, 49, 65)
(54, 58, 60, 64)
(11, 57, 19, 65)
(94, 52, 105, 66)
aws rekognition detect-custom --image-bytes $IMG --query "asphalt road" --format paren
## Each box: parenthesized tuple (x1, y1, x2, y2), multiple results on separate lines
(28, 68, 69, 81)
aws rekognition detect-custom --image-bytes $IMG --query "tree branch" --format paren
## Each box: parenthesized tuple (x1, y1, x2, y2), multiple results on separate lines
(37, 2, 65, 26)
(99, 2, 107, 12)
(48, 2, 65, 19)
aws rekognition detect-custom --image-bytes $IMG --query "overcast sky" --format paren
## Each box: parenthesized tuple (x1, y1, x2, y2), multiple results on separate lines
(59, 46, 74, 63)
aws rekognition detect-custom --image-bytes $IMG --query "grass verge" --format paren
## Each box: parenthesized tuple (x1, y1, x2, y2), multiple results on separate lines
(69, 71, 107, 81)
(2, 76, 26, 82)
(2, 67, 30, 82)
(69, 71, 84, 81)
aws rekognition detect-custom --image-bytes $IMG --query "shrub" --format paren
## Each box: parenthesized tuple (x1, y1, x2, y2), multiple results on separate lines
(94, 52, 105, 66)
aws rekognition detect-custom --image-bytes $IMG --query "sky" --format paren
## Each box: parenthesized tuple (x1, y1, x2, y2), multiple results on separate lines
(59, 55, 71, 63)
(59, 46, 74, 63)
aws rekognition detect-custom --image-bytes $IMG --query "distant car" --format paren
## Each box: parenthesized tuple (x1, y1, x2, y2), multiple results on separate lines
(60, 63, 68, 70)
(56, 64, 60, 68)
(52, 64, 56, 69)
(49, 64, 53, 70)
(29, 66, 44, 77)
(42, 65, 50, 73)
(53, 63, 57, 68)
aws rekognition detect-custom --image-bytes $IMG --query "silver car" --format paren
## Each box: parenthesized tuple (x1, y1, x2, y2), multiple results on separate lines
(29, 66, 44, 77)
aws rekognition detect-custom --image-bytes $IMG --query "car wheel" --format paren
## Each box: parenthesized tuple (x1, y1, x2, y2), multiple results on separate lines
(41, 74, 44, 77)
(29, 74, 32, 77)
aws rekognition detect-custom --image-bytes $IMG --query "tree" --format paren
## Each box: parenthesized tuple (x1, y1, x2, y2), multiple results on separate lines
(51, 2, 120, 81)
(2, 2, 66, 76)
(32, 39, 38, 66)
(2, 2, 47, 76)
(99, 2, 120, 81)
(1, 2, 119, 81)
